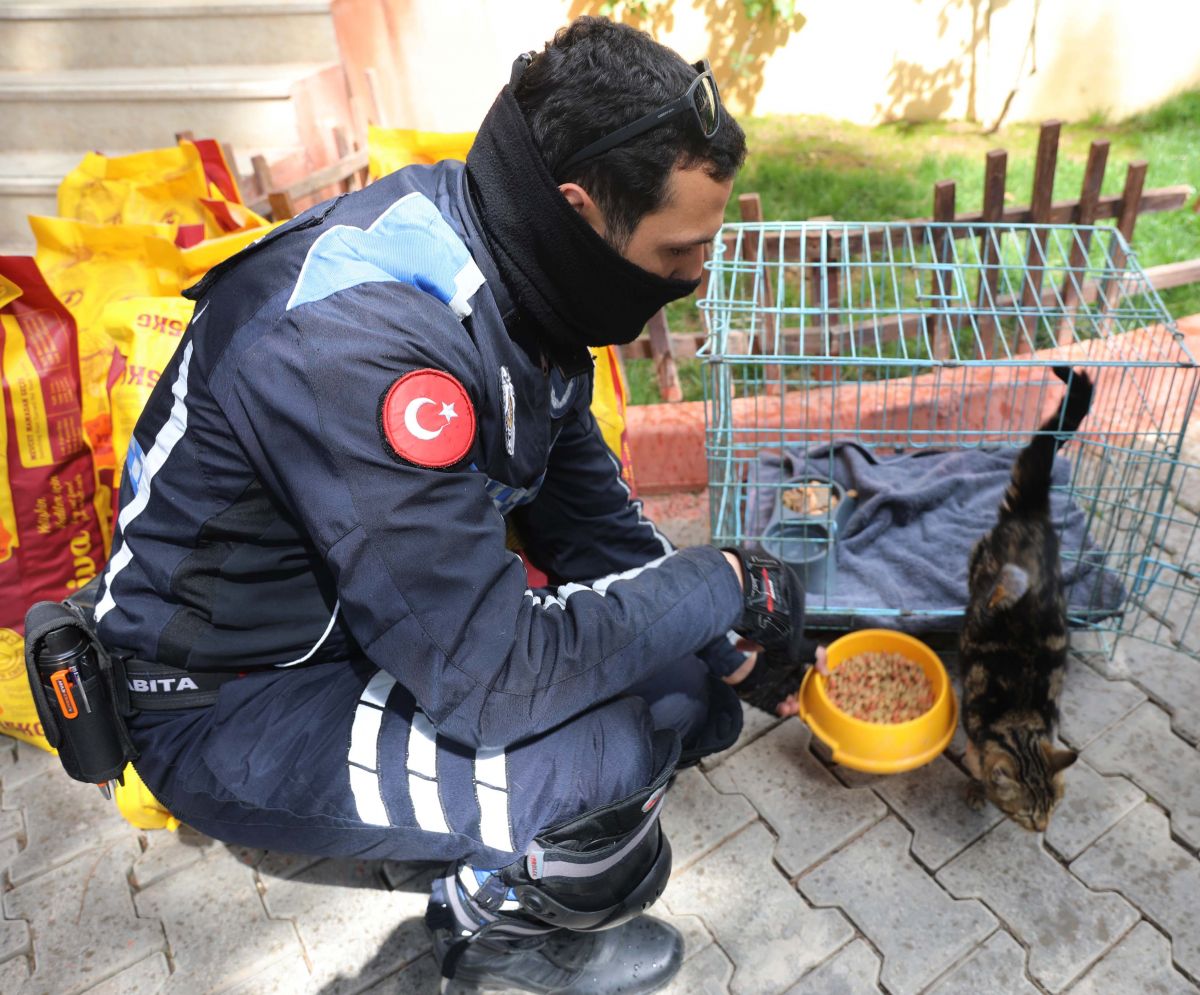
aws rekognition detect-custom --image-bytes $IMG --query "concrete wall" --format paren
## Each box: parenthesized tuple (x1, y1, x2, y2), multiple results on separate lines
(335, 0, 1200, 131)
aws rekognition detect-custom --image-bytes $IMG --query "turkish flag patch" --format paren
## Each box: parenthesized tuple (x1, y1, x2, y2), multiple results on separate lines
(380, 369, 476, 468)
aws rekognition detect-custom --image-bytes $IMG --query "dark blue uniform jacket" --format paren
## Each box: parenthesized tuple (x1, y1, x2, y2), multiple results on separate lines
(94, 161, 745, 751)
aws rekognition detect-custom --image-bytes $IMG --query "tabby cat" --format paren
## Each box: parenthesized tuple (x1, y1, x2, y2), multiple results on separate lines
(961, 365, 1093, 831)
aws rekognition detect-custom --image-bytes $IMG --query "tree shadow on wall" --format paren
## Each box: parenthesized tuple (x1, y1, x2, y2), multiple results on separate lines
(568, 1, 807, 115)
(875, 0, 1021, 125)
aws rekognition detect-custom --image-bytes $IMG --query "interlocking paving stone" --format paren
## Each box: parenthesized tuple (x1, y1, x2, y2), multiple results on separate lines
(799, 817, 996, 995)
(261, 858, 435, 995)
(3, 770, 134, 885)
(784, 939, 883, 995)
(1108, 629, 1200, 744)
(937, 819, 1137, 992)
(660, 941, 735, 995)
(4, 839, 165, 995)
(83, 954, 170, 995)
(0, 807, 22, 843)
(1083, 702, 1200, 848)
(129, 826, 217, 890)
(1058, 656, 1146, 750)
(0, 742, 60, 792)
(222, 954, 314, 995)
(925, 930, 1040, 995)
(662, 767, 756, 873)
(1151, 506, 1199, 564)
(705, 720, 885, 876)
(255, 849, 323, 882)
(359, 952, 439, 993)
(666, 822, 853, 995)
(1068, 921, 1197, 995)
(1071, 803, 1200, 981)
(0, 955, 29, 991)
(0, 916, 29, 962)
(700, 701, 782, 772)
(135, 843, 302, 994)
(657, 908, 715, 964)
(872, 755, 1003, 870)
(380, 859, 433, 890)
(1044, 761, 1144, 861)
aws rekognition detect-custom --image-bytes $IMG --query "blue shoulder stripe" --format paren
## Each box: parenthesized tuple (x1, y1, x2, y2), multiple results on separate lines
(286, 192, 485, 317)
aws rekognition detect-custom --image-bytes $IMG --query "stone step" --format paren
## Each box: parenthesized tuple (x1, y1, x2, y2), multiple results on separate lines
(0, 0, 336, 71)
(0, 64, 335, 153)
(0, 152, 81, 252)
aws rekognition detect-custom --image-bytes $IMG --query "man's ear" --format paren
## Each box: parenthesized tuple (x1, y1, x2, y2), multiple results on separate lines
(558, 182, 606, 237)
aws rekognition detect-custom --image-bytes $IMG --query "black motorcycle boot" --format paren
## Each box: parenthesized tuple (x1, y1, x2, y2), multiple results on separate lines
(429, 913, 683, 994)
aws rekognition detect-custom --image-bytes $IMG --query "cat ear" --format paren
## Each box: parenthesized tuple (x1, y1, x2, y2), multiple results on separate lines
(1045, 746, 1078, 774)
(987, 563, 1030, 611)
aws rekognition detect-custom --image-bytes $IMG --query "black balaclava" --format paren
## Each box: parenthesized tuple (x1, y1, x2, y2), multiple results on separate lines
(465, 85, 701, 366)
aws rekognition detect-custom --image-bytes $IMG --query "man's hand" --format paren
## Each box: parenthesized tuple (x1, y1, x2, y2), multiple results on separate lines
(775, 645, 830, 716)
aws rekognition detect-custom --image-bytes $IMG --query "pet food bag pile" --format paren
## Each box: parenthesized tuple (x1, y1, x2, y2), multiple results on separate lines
(0, 139, 276, 752)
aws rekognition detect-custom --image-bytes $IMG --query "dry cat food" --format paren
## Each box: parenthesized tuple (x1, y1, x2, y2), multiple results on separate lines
(782, 484, 840, 517)
(825, 651, 935, 723)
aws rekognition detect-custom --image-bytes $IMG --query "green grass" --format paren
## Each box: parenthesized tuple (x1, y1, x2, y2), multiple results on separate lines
(628, 90, 1200, 405)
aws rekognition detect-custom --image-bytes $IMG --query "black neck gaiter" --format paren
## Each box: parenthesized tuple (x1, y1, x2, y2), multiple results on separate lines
(465, 86, 701, 362)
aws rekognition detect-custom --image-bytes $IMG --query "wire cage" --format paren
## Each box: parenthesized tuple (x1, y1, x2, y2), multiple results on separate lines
(699, 221, 1199, 659)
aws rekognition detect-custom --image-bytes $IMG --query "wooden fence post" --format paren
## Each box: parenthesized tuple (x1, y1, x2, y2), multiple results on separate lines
(1057, 139, 1110, 343)
(977, 148, 1007, 357)
(1017, 120, 1061, 352)
(645, 309, 683, 402)
(1098, 161, 1148, 325)
(739, 192, 781, 394)
(929, 180, 957, 360)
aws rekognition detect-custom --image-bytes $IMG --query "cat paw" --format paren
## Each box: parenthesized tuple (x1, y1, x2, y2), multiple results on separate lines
(965, 780, 987, 812)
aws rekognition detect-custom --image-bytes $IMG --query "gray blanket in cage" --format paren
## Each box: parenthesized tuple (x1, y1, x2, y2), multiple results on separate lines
(743, 442, 1126, 631)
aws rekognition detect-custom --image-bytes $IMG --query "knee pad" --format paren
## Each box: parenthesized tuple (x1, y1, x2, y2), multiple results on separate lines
(500, 726, 680, 932)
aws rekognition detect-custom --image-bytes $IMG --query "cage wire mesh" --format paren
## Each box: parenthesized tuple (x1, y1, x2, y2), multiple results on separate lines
(699, 221, 1199, 659)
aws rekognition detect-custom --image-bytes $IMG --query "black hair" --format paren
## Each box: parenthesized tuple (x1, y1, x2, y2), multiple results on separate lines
(514, 16, 747, 250)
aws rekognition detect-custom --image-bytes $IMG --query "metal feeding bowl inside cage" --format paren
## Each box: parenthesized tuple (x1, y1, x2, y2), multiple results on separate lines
(762, 478, 855, 594)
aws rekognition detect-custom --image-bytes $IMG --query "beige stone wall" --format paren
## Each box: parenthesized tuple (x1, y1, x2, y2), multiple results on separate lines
(374, 0, 1200, 130)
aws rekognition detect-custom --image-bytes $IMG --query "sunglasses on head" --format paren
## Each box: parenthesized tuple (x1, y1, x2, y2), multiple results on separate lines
(511, 53, 723, 177)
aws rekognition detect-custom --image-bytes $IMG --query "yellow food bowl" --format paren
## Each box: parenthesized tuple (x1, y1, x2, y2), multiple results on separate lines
(797, 629, 957, 774)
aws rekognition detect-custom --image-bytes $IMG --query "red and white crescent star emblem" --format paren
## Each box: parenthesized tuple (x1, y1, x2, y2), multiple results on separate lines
(381, 369, 475, 468)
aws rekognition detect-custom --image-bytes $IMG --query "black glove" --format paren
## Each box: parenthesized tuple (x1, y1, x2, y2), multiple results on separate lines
(723, 546, 808, 664)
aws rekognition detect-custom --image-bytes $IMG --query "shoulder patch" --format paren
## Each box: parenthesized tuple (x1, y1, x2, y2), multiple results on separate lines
(379, 369, 476, 468)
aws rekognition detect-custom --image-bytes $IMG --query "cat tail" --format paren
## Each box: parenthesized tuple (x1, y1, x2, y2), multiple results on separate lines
(1001, 365, 1094, 518)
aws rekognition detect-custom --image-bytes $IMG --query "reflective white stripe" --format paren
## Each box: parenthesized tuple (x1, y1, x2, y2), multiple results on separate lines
(448, 258, 486, 318)
(347, 699, 384, 769)
(524, 553, 673, 611)
(474, 746, 513, 852)
(361, 669, 397, 708)
(95, 342, 194, 624)
(409, 775, 451, 834)
(476, 783, 514, 852)
(605, 449, 672, 557)
(347, 670, 396, 827)
(475, 747, 507, 789)
(276, 600, 341, 667)
(348, 766, 389, 827)
(407, 713, 440, 778)
(407, 712, 450, 833)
